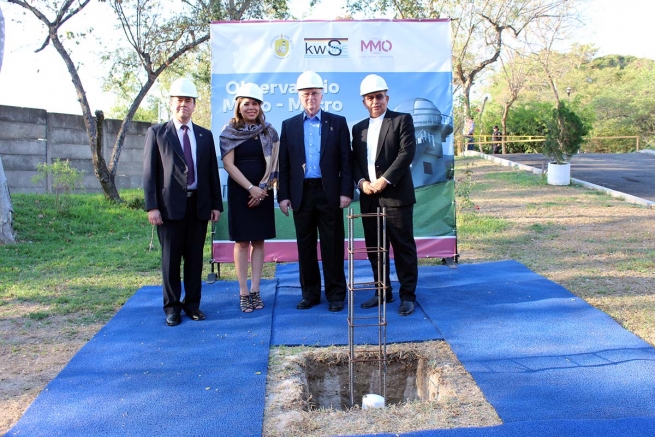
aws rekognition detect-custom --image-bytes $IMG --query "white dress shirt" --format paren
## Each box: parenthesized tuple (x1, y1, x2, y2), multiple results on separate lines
(366, 111, 386, 182)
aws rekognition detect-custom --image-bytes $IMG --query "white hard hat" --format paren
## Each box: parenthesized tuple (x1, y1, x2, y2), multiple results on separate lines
(235, 83, 264, 102)
(296, 71, 323, 90)
(169, 78, 198, 98)
(360, 74, 388, 96)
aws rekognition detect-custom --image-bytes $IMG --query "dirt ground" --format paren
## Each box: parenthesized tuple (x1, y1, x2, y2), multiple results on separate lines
(263, 341, 501, 437)
(0, 311, 100, 433)
(1, 157, 654, 434)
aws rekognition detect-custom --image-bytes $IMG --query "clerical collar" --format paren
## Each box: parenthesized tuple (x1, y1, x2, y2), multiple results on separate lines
(369, 111, 387, 122)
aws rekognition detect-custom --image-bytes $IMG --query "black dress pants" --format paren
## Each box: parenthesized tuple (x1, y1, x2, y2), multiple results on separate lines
(292, 180, 346, 303)
(158, 194, 209, 315)
(361, 200, 418, 302)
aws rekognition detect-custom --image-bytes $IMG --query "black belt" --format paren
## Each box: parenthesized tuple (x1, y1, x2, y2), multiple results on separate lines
(303, 178, 322, 185)
(186, 190, 197, 197)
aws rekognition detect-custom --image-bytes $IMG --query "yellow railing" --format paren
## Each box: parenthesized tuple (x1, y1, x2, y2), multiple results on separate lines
(457, 135, 545, 155)
(583, 136, 641, 153)
(456, 135, 642, 155)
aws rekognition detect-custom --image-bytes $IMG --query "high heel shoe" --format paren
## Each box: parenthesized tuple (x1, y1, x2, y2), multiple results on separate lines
(240, 294, 253, 313)
(250, 291, 264, 310)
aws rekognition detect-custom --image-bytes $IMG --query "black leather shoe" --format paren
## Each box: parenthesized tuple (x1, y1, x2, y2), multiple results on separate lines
(360, 294, 394, 309)
(297, 298, 320, 310)
(166, 313, 181, 326)
(328, 301, 345, 312)
(188, 309, 205, 321)
(399, 301, 415, 316)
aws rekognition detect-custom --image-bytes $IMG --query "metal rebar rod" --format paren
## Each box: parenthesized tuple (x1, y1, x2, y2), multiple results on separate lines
(347, 207, 388, 408)
(347, 207, 355, 408)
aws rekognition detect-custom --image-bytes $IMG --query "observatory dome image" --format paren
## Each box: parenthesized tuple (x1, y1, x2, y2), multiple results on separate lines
(394, 98, 454, 186)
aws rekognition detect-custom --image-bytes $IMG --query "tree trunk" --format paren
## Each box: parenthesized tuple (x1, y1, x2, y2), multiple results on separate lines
(0, 156, 16, 244)
(1, 6, 16, 244)
(47, 28, 121, 202)
(106, 33, 209, 184)
(94, 110, 120, 200)
(501, 104, 510, 155)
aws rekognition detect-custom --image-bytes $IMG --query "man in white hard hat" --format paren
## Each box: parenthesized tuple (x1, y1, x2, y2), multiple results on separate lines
(143, 78, 223, 326)
(278, 71, 353, 312)
(352, 74, 418, 316)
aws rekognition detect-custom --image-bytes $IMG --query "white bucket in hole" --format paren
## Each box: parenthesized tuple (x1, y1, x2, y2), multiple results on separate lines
(362, 393, 385, 409)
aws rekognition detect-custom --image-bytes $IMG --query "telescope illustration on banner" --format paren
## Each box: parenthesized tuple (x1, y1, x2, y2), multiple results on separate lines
(394, 97, 454, 186)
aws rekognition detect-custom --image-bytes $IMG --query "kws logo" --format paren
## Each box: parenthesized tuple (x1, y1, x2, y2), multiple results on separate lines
(360, 38, 393, 54)
(304, 38, 348, 58)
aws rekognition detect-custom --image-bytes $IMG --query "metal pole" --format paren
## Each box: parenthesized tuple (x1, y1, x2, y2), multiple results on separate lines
(347, 207, 355, 407)
(346, 207, 388, 408)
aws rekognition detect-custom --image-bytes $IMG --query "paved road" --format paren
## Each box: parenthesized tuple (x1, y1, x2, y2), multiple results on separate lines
(500, 152, 655, 202)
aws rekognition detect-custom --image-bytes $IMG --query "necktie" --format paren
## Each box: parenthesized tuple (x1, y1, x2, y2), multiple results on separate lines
(181, 125, 195, 185)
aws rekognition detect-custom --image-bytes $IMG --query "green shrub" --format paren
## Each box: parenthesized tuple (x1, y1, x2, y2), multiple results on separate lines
(31, 159, 85, 211)
(542, 101, 590, 164)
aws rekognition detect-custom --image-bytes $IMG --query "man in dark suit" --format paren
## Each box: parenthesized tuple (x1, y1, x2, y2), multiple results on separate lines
(278, 71, 353, 312)
(351, 74, 418, 316)
(143, 78, 222, 326)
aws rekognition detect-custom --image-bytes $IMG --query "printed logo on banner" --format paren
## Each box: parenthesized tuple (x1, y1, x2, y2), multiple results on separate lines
(304, 38, 349, 58)
(271, 34, 293, 58)
(360, 38, 393, 58)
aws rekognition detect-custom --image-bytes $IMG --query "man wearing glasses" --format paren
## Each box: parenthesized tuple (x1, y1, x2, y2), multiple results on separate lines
(278, 71, 353, 312)
(352, 74, 418, 316)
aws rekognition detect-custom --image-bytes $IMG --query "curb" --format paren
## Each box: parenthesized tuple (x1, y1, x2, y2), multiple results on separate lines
(462, 151, 655, 209)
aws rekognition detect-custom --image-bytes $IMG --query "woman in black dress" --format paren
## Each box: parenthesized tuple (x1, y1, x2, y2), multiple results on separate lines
(219, 83, 279, 312)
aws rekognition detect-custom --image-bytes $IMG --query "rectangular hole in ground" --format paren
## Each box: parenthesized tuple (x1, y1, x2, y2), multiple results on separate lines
(263, 341, 501, 437)
(305, 353, 436, 410)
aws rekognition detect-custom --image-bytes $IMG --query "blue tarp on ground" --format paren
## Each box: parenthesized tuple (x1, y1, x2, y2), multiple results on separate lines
(7, 261, 655, 437)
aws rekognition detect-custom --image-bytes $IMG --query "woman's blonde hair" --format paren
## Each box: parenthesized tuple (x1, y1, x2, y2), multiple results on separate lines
(231, 97, 266, 129)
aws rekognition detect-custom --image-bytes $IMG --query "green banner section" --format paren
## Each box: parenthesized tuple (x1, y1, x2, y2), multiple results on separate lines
(214, 180, 455, 241)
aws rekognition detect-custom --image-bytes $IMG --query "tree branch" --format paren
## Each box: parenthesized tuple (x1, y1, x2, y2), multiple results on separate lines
(108, 31, 210, 176)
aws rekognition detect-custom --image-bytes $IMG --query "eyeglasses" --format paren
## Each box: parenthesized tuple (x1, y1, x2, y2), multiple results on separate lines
(299, 91, 322, 98)
(365, 93, 386, 102)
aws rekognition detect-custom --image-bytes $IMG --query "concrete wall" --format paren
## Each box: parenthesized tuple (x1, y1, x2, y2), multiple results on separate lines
(0, 105, 152, 194)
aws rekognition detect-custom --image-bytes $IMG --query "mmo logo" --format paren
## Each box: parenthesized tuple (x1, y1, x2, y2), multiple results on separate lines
(304, 38, 349, 58)
(271, 34, 293, 59)
(360, 38, 393, 55)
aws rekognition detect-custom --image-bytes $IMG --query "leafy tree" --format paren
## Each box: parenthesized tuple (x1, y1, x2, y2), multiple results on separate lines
(153, 44, 213, 127)
(103, 0, 289, 133)
(104, 73, 160, 122)
(584, 57, 655, 151)
(492, 48, 538, 153)
(481, 100, 551, 153)
(105, 43, 213, 127)
(8, 0, 291, 202)
(344, 0, 579, 120)
(6, 0, 120, 197)
(507, 102, 551, 137)
(504, 47, 653, 152)
(97, 0, 217, 201)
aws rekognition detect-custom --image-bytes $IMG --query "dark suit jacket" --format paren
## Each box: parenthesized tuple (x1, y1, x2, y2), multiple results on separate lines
(278, 110, 353, 210)
(352, 110, 416, 210)
(143, 120, 222, 220)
